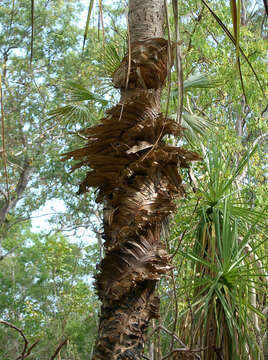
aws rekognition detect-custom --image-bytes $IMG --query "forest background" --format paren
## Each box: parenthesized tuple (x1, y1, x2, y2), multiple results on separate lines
(0, 0, 267, 359)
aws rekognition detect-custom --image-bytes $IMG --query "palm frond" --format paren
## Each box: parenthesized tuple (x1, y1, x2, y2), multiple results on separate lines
(64, 81, 108, 105)
(183, 73, 222, 91)
(48, 82, 108, 124)
(169, 73, 219, 141)
(48, 104, 93, 123)
(180, 111, 213, 142)
(100, 43, 122, 78)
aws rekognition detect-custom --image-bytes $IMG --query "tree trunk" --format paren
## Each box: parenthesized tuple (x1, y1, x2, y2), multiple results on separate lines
(0, 159, 31, 227)
(63, 1, 200, 358)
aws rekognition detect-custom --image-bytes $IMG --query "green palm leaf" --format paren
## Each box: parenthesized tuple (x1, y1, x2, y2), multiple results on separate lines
(48, 104, 92, 123)
(183, 73, 222, 91)
(64, 81, 108, 105)
(99, 42, 122, 78)
(48, 82, 108, 123)
(180, 111, 213, 142)
(170, 73, 219, 141)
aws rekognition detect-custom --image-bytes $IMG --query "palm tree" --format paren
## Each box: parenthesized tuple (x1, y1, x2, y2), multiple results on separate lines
(62, 0, 200, 358)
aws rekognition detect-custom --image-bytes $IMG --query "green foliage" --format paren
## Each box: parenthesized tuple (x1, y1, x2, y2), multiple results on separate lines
(100, 43, 123, 78)
(178, 199, 266, 358)
(48, 81, 108, 123)
(183, 73, 222, 91)
(0, 229, 99, 359)
(169, 73, 220, 142)
(0, 0, 107, 234)
(159, 144, 267, 358)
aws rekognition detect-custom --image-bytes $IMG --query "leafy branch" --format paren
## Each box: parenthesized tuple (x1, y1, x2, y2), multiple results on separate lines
(0, 320, 68, 360)
(0, 320, 39, 360)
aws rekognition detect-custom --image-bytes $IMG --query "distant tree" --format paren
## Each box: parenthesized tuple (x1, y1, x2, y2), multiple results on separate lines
(0, 228, 98, 359)
(0, 0, 100, 245)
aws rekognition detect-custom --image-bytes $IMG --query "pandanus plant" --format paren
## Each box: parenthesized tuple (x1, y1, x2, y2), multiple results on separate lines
(177, 145, 267, 360)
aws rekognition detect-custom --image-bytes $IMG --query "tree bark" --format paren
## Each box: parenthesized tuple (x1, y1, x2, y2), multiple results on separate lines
(128, 0, 165, 43)
(63, 1, 200, 358)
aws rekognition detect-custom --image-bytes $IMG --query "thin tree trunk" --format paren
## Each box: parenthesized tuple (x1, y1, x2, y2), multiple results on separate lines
(0, 159, 31, 227)
(64, 1, 200, 358)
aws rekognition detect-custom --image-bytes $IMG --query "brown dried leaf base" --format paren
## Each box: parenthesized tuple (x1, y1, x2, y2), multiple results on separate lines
(94, 280, 158, 360)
